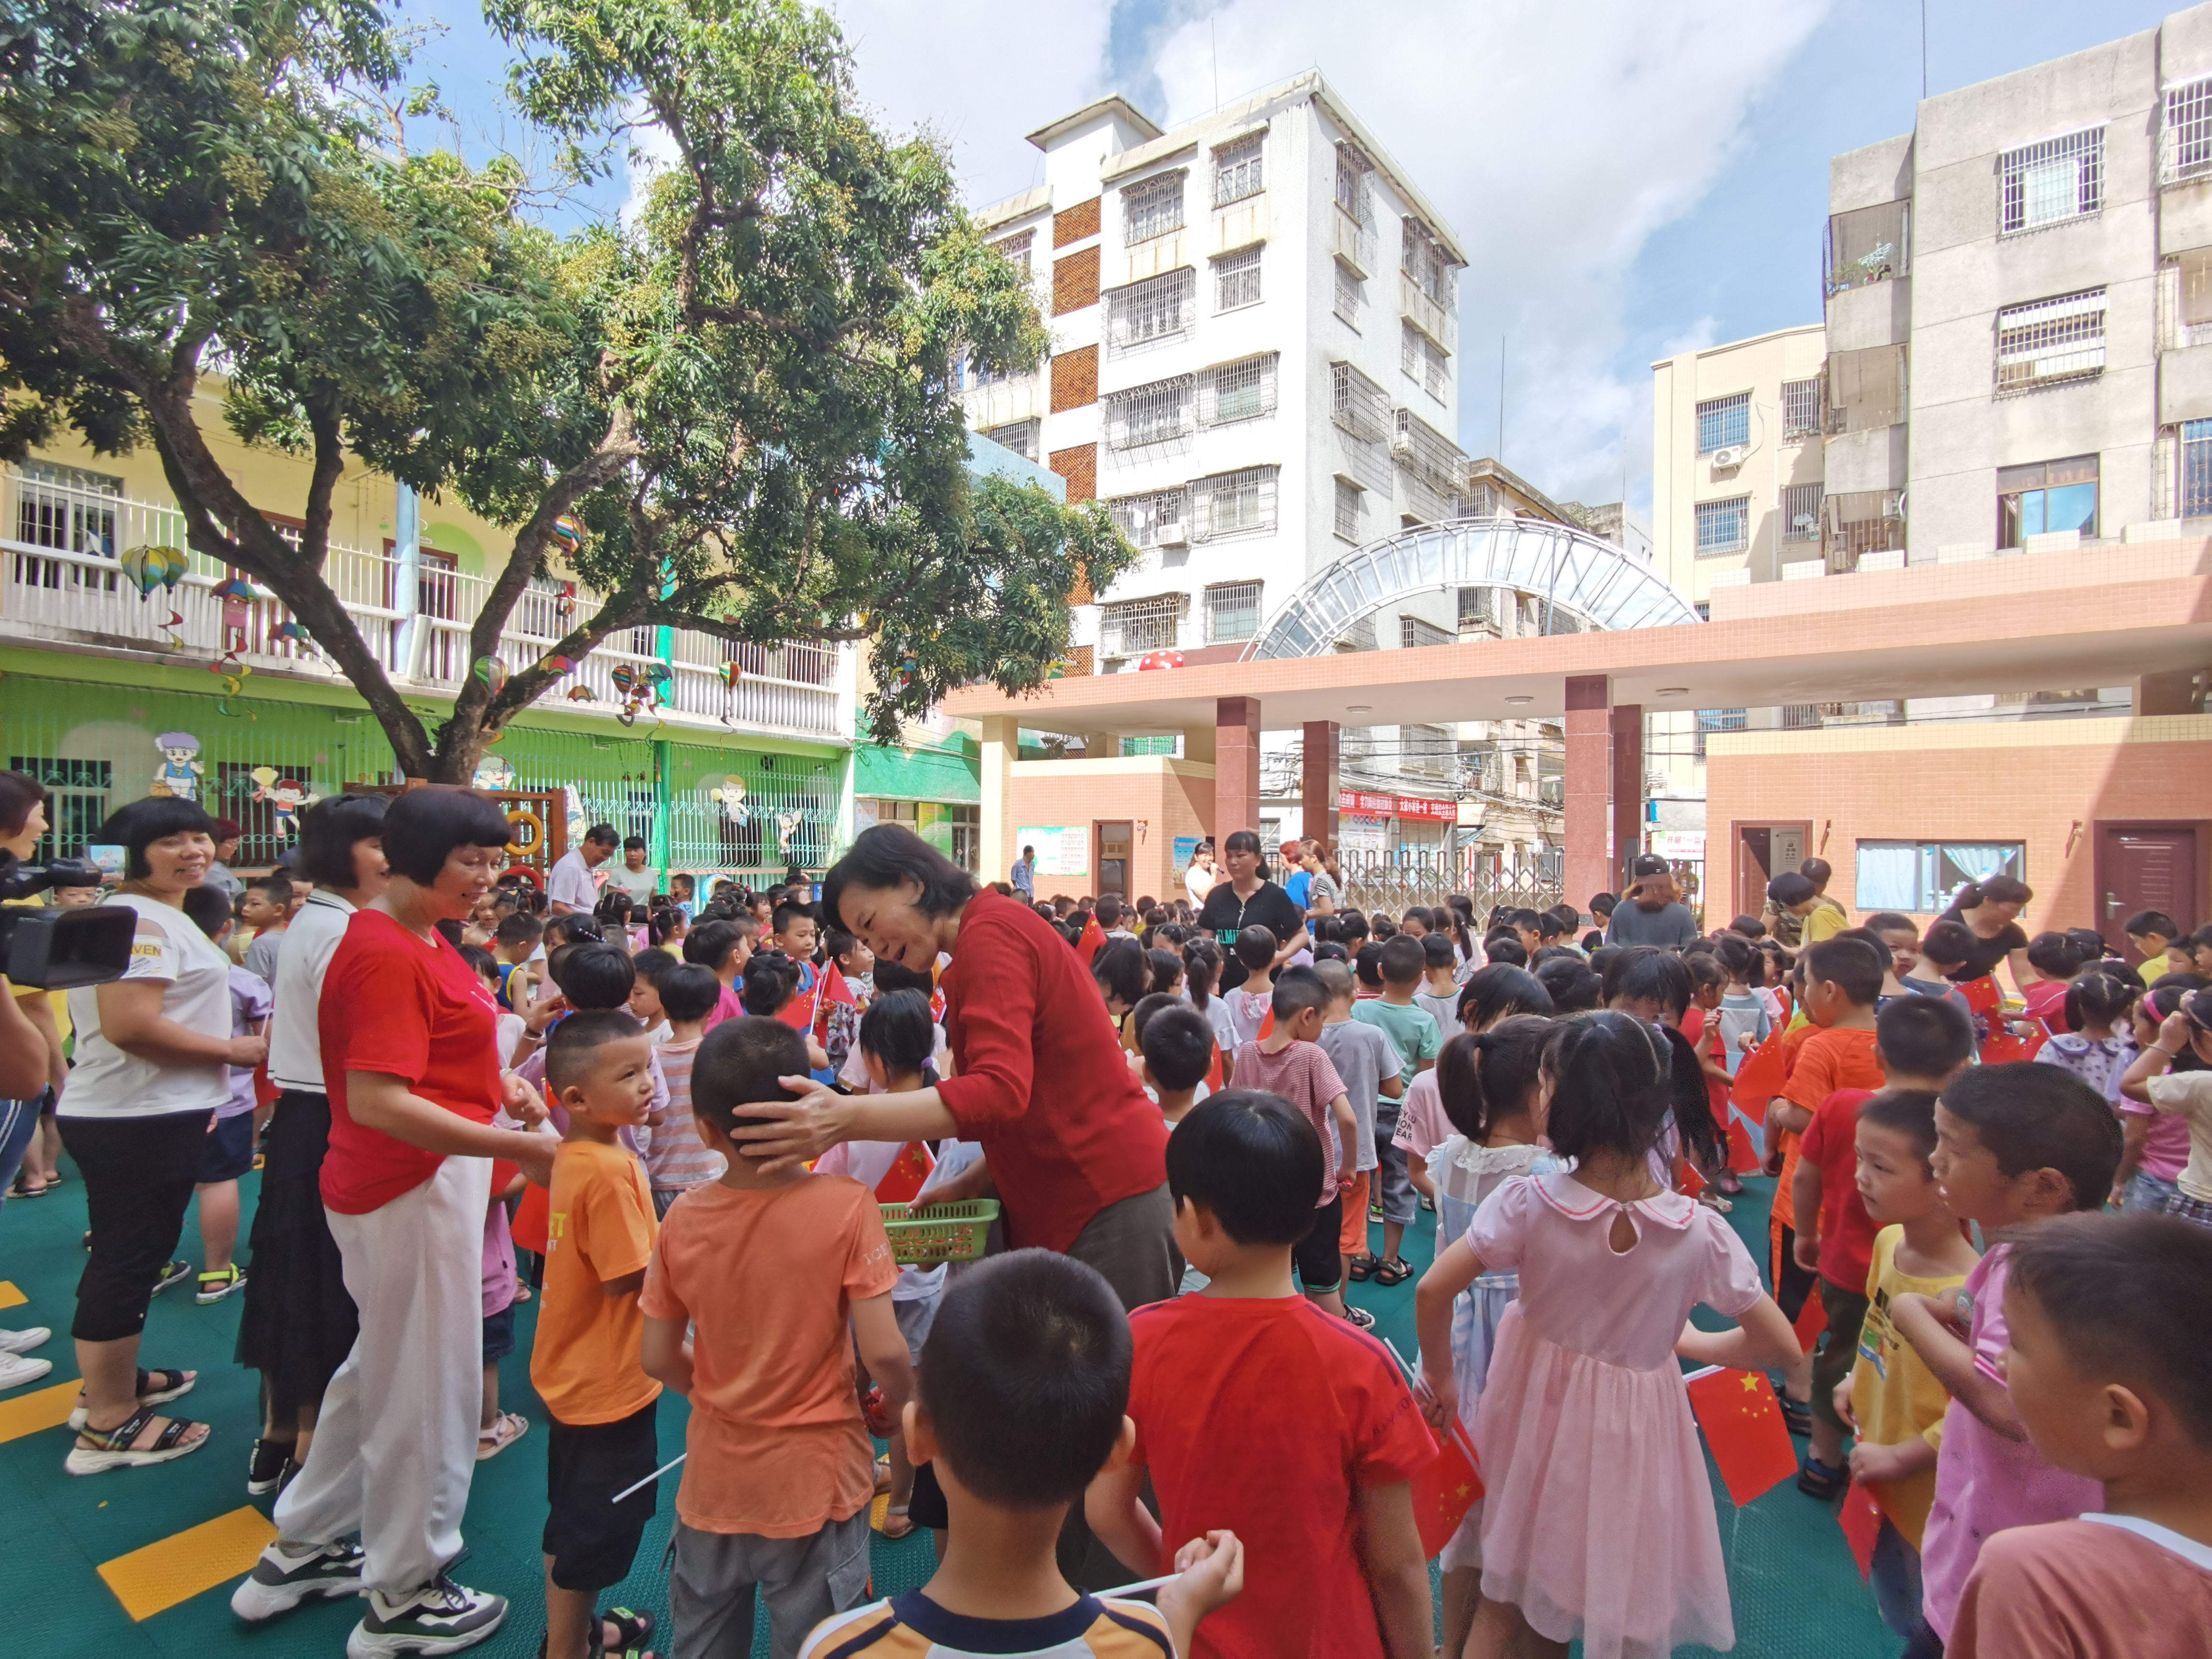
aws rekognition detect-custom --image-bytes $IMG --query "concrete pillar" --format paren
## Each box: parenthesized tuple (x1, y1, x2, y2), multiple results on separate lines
(1610, 703, 1644, 895)
(1302, 720, 1340, 853)
(978, 715, 1017, 885)
(1184, 721, 1216, 763)
(1563, 674, 1611, 914)
(2134, 670, 2205, 717)
(1214, 697, 1262, 844)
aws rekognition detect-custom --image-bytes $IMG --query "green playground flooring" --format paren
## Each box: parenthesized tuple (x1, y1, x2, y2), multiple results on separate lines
(0, 1160, 1899, 1657)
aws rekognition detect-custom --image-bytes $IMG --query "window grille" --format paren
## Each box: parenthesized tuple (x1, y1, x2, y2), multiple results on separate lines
(1824, 489, 1906, 567)
(2165, 76, 2212, 185)
(1694, 497, 1750, 555)
(1214, 134, 1263, 206)
(988, 230, 1034, 277)
(1204, 581, 1262, 644)
(1108, 488, 1189, 549)
(1782, 377, 1824, 437)
(1999, 128, 2103, 234)
(1101, 375, 1194, 450)
(1393, 407, 1467, 497)
(1396, 326, 1447, 401)
(2186, 420, 2212, 517)
(1214, 245, 1262, 312)
(1099, 594, 1183, 656)
(1334, 143, 1370, 223)
(1458, 484, 1499, 519)
(1198, 354, 1277, 426)
(1122, 172, 1185, 246)
(1105, 267, 1196, 355)
(1697, 393, 1750, 454)
(1781, 482, 1824, 542)
(1457, 586, 1499, 629)
(1399, 617, 1452, 650)
(1331, 362, 1390, 443)
(1824, 199, 1909, 295)
(1693, 708, 1746, 757)
(1996, 289, 2105, 393)
(1398, 722, 1454, 773)
(1401, 220, 1455, 309)
(1334, 263, 1363, 329)
(1334, 477, 1364, 542)
(2174, 249, 2212, 349)
(982, 420, 1037, 461)
(14, 462, 121, 557)
(1190, 466, 1279, 541)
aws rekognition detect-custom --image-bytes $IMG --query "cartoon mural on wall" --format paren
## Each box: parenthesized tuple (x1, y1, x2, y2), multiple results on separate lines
(473, 754, 517, 792)
(150, 732, 204, 799)
(249, 767, 317, 841)
(713, 775, 749, 824)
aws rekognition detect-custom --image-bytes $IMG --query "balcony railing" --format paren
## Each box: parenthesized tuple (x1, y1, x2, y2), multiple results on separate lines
(1399, 273, 1457, 353)
(0, 468, 844, 741)
(961, 374, 1044, 432)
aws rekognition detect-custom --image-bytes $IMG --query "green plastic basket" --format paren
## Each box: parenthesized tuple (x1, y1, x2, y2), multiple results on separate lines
(881, 1199, 1000, 1266)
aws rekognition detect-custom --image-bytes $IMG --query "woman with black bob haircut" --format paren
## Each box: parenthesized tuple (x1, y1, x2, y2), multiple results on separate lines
(240, 791, 391, 1495)
(239, 786, 552, 1642)
(1454, 964, 1555, 1033)
(734, 823, 1179, 1314)
(58, 793, 257, 1475)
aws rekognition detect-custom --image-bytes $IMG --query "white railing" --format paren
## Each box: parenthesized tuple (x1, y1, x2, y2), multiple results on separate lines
(962, 375, 1044, 432)
(0, 468, 843, 740)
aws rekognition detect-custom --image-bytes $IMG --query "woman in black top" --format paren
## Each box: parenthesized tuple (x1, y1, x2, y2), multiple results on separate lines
(1196, 829, 1311, 989)
(1935, 875, 2034, 993)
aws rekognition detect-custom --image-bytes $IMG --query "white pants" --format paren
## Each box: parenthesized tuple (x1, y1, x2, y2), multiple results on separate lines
(273, 1155, 492, 1595)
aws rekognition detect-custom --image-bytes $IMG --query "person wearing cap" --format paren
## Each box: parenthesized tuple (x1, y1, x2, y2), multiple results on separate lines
(1604, 854, 1701, 949)
(1281, 839, 1312, 913)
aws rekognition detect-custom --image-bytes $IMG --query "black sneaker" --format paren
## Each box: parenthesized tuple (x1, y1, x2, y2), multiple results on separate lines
(246, 1436, 295, 1496)
(346, 1572, 506, 1657)
(230, 1539, 366, 1621)
(151, 1259, 192, 1296)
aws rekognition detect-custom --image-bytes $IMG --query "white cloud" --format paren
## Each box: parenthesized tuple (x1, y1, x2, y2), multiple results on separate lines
(826, 0, 1117, 208)
(1141, 0, 1828, 507)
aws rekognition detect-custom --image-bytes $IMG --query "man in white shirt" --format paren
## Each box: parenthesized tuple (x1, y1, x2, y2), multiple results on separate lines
(548, 823, 618, 914)
(607, 835, 658, 905)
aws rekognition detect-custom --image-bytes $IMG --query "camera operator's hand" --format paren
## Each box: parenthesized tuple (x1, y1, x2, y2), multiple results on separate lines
(226, 1033, 269, 1069)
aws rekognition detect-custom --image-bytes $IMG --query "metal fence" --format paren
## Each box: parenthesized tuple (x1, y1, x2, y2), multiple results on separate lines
(1334, 847, 1564, 920)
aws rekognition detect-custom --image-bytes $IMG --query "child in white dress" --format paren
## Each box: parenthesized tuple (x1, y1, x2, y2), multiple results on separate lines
(1415, 1010, 1800, 1659)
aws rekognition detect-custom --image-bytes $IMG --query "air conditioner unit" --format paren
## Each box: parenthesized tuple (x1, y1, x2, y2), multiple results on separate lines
(1155, 520, 1189, 547)
(1710, 446, 1745, 469)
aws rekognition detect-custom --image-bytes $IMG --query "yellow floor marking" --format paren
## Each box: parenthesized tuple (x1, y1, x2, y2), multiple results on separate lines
(0, 1279, 26, 1310)
(0, 1377, 79, 1442)
(98, 1505, 276, 1622)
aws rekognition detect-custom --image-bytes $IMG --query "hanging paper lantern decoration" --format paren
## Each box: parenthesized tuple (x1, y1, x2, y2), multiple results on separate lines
(212, 577, 255, 600)
(554, 580, 577, 621)
(471, 654, 508, 697)
(642, 661, 673, 687)
(889, 657, 919, 696)
(565, 683, 595, 702)
(1137, 649, 1185, 671)
(610, 662, 639, 697)
(721, 661, 744, 690)
(540, 654, 575, 675)
(551, 514, 584, 551)
(117, 543, 188, 599)
(274, 621, 316, 653)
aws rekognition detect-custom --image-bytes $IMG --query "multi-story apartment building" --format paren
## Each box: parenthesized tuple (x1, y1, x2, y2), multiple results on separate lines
(959, 74, 1469, 677)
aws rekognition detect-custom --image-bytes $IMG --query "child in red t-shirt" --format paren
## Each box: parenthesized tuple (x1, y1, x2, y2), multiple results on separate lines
(1791, 993, 1975, 1496)
(1087, 1091, 1435, 1659)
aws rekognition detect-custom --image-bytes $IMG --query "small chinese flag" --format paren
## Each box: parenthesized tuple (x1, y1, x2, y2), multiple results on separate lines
(1725, 1113, 1761, 1173)
(1794, 1289, 1828, 1353)
(776, 981, 819, 1033)
(812, 961, 857, 1040)
(1958, 975, 2002, 1019)
(1981, 1021, 2047, 1065)
(1839, 1480, 1885, 1578)
(1729, 1029, 1789, 1117)
(1411, 1419, 1484, 1559)
(1677, 1157, 1707, 1198)
(1074, 914, 1105, 968)
(1685, 1367, 1799, 1506)
(873, 1142, 936, 1203)
(511, 1180, 551, 1255)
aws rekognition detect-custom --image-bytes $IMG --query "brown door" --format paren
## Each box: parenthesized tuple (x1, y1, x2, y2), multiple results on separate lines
(1097, 820, 1132, 899)
(2096, 823, 2206, 956)
(1734, 822, 1809, 920)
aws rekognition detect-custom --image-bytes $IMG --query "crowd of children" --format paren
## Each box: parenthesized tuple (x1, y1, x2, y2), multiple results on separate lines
(12, 800, 2212, 1659)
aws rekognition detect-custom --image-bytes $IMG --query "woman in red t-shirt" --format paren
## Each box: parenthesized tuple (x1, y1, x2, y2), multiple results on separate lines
(236, 789, 553, 1651)
(733, 824, 1176, 1310)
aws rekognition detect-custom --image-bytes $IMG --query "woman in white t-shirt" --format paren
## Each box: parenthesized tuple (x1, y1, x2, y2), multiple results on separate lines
(60, 796, 267, 1475)
(1182, 844, 1219, 910)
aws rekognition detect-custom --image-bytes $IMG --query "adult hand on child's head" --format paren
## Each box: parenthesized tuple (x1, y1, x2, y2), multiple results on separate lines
(725, 1078, 854, 1173)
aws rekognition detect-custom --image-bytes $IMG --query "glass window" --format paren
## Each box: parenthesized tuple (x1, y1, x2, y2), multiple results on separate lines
(987, 231, 1033, 277)
(1334, 144, 1369, 223)
(2185, 419, 2212, 518)
(1214, 134, 1263, 205)
(1333, 263, 1362, 329)
(2166, 76, 2212, 185)
(1999, 129, 2104, 234)
(1204, 581, 1262, 644)
(1192, 467, 1279, 541)
(1104, 268, 1196, 355)
(1856, 841, 2025, 914)
(1106, 489, 1188, 549)
(1694, 497, 1750, 555)
(1996, 289, 2106, 393)
(1782, 377, 1824, 436)
(1122, 173, 1185, 246)
(1214, 245, 1262, 312)
(1697, 393, 1750, 454)
(1099, 595, 1183, 656)
(1997, 455, 2099, 545)
(1199, 354, 1276, 426)
(1334, 477, 1363, 542)
(1101, 375, 1193, 450)
(1781, 482, 1824, 542)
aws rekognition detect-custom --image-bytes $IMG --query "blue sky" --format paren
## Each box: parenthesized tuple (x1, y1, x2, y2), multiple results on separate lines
(405, 0, 2180, 512)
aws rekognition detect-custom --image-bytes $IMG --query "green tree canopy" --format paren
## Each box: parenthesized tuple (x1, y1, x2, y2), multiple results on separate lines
(0, 0, 1129, 779)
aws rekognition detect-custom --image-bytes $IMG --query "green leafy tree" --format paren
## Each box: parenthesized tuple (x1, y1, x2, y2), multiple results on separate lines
(0, 0, 1129, 781)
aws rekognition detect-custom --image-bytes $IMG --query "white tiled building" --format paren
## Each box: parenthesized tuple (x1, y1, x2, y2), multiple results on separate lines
(960, 74, 1468, 675)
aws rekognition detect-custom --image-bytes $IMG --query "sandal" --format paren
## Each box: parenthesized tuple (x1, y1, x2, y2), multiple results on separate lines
(1697, 1191, 1734, 1214)
(1343, 1306, 1376, 1329)
(476, 1411, 529, 1460)
(1346, 1254, 1376, 1282)
(877, 1503, 916, 1540)
(1371, 1257, 1413, 1287)
(1775, 1383, 1813, 1438)
(196, 1263, 248, 1304)
(68, 1367, 195, 1431)
(151, 1259, 192, 1297)
(872, 1455, 893, 1494)
(66, 1404, 209, 1475)
(597, 1607, 655, 1658)
(1716, 1173, 1745, 1197)
(1796, 1456, 1848, 1500)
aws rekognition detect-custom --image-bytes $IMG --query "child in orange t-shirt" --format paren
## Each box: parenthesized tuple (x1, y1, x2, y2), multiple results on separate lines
(1767, 938, 1887, 1434)
(640, 1016, 912, 1658)
(533, 1010, 665, 1659)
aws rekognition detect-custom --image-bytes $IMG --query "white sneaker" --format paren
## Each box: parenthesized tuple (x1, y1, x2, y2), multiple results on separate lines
(0, 1350, 53, 1389)
(345, 1574, 506, 1658)
(0, 1325, 50, 1355)
(230, 1539, 366, 1621)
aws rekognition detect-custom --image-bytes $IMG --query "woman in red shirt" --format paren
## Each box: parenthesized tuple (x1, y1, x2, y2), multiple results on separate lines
(233, 788, 553, 1656)
(735, 824, 1176, 1310)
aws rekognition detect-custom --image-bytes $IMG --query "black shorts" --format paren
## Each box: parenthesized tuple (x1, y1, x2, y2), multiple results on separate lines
(1293, 1194, 1345, 1293)
(544, 1399, 661, 1591)
(197, 1112, 256, 1184)
(61, 1110, 209, 1343)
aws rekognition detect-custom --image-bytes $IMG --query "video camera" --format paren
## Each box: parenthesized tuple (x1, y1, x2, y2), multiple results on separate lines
(0, 852, 138, 990)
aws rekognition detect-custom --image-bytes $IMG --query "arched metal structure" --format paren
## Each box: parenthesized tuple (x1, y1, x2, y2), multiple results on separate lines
(1241, 517, 1702, 661)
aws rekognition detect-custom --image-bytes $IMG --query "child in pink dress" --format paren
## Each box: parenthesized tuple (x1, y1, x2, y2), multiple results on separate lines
(1416, 1010, 1800, 1659)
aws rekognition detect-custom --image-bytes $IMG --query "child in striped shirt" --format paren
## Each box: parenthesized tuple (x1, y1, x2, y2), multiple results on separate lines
(643, 962, 723, 1218)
